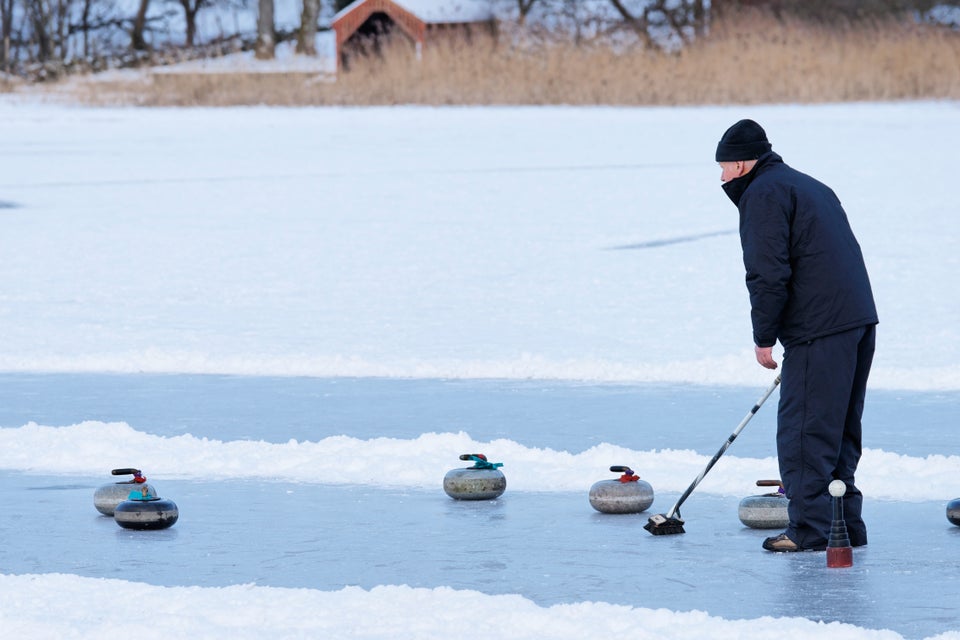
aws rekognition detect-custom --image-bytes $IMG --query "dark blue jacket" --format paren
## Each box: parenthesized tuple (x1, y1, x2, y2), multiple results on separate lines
(722, 152, 878, 348)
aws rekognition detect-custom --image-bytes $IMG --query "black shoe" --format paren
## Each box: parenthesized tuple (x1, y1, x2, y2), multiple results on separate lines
(762, 533, 801, 552)
(762, 533, 826, 552)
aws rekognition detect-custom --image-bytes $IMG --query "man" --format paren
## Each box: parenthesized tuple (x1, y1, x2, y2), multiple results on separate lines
(716, 119, 878, 552)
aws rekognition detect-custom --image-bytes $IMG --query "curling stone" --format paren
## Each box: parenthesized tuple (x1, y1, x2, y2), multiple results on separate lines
(947, 498, 960, 527)
(738, 480, 789, 529)
(114, 485, 179, 530)
(443, 454, 506, 500)
(94, 468, 156, 516)
(588, 466, 654, 514)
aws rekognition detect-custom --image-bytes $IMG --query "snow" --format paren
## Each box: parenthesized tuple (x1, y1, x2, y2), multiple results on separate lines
(150, 39, 337, 74)
(0, 419, 957, 502)
(333, 0, 496, 25)
(0, 102, 957, 390)
(0, 574, 917, 640)
(1, 98, 959, 639)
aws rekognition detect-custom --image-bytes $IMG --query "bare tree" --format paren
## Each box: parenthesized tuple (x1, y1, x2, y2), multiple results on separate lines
(1, 0, 14, 69)
(177, 0, 208, 46)
(297, 0, 319, 55)
(78, 0, 94, 55)
(53, 0, 69, 59)
(517, 0, 538, 25)
(712, 0, 945, 22)
(608, 0, 709, 50)
(255, 0, 274, 58)
(691, 0, 707, 37)
(26, 0, 55, 60)
(607, 0, 657, 48)
(131, 0, 151, 50)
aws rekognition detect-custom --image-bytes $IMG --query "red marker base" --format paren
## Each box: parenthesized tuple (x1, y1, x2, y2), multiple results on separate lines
(827, 485, 854, 568)
(827, 546, 853, 568)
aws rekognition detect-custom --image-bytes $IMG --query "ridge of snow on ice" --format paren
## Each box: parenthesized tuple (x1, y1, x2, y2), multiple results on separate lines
(1, 421, 956, 501)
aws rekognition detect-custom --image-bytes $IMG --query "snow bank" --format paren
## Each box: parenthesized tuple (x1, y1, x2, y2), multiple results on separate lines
(1, 421, 956, 501)
(0, 573, 917, 640)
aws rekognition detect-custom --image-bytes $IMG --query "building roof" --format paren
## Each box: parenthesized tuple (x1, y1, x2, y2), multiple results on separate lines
(333, 0, 495, 25)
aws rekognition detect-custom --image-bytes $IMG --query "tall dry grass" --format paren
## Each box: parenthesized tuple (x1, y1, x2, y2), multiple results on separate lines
(0, 73, 18, 93)
(62, 11, 960, 106)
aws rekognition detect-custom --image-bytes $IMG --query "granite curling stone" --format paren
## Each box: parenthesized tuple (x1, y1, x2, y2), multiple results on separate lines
(738, 480, 789, 529)
(443, 454, 506, 500)
(114, 485, 179, 530)
(94, 468, 157, 516)
(947, 498, 960, 527)
(588, 466, 654, 514)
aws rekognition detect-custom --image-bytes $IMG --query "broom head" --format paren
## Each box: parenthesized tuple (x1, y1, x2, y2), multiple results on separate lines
(644, 513, 686, 535)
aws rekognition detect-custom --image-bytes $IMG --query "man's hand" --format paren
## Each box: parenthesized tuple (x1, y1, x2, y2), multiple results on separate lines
(755, 345, 778, 370)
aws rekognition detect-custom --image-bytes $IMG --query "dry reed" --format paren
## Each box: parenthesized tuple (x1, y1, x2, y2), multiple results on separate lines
(0, 73, 18, 93)
(28, 10, 960, 106)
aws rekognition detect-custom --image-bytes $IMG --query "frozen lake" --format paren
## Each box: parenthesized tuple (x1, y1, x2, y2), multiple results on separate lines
(1, 101, 959, 638)
(1, 374, 958, 639)
(1, 372, 957, 458)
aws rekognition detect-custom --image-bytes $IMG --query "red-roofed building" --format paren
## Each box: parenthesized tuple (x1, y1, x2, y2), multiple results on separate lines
(332, 0, 495, 71)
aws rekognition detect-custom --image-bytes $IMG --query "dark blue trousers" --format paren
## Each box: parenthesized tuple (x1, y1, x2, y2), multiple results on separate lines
(777, 324, 876, 549)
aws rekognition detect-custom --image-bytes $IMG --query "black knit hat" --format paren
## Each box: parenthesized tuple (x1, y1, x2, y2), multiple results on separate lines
(715, 119, 772, 162)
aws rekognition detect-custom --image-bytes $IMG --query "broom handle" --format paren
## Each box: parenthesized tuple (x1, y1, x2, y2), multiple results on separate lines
(665, 374, 781, 519)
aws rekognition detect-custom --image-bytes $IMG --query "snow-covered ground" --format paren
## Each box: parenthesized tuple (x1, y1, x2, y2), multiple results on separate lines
(0, 101, 957, 389)
(1, 100, 959, 639)
(150, 38, 337, 74)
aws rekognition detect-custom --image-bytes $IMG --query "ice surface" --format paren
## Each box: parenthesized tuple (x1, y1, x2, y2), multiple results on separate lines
(1, 101, 959, 638)
(0, 375, 958, 501)
(2, 466, 959, 638)
(1, 375, 959, 639)
(0, 102, 957, 389)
